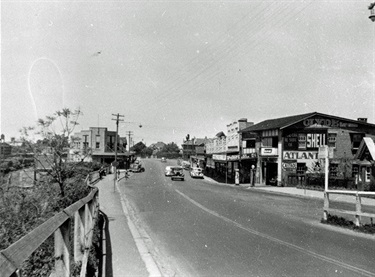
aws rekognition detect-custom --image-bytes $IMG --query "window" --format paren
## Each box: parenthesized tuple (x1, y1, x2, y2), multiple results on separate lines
(366, 167, 371, 182)
(298, 134, 306, 150)
(262, 137, 272, 147)
(328, 133, 337, 148)
(262, 137, 278, 147)
(352, 164, 359, 178)
(246, 140, 255, 148)
(351, 134, 363, 150)
(96, 136, 100, 149)
(329, 164, 338, 177)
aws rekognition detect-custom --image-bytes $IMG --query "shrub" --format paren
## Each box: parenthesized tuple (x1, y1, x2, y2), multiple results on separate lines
(322, 214, 375, 234)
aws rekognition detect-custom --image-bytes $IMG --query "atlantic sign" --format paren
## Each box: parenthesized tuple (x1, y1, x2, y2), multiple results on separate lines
(283, 151, 318, 160)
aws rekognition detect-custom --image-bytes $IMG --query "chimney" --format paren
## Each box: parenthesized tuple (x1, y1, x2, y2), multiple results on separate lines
(357, 118, 368, 123)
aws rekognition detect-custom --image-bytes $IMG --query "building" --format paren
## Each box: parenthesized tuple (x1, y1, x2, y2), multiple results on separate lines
(239, 112, 375, 187)
(182, 137, 209, 166)
(353, 137, 375, 190)
(0, 142, 12, 157)
(70, 127, 129, 167)
(204, 118, 253, 182)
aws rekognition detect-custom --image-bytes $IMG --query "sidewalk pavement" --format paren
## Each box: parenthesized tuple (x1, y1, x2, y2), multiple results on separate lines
(203, 176, 375, 206)
(96, 173, 150, 277)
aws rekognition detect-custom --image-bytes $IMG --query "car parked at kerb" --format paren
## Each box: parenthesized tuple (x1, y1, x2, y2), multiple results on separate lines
(190, 167, 204, 179)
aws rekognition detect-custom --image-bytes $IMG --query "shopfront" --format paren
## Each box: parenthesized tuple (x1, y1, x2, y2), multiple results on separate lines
(213, 154, 227, 178)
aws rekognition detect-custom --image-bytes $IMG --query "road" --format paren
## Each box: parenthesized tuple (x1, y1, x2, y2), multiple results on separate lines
(118, 158, 375, 277)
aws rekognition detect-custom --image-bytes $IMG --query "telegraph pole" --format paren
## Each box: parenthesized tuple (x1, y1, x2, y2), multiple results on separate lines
(125, 131, 134, 152)
(112, 113, 124, 191)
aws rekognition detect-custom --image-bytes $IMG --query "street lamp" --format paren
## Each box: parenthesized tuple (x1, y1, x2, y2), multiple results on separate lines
(369, 2, 375, 22)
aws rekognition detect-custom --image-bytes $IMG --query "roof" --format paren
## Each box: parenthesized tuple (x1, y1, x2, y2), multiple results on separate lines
(354, 137, 375, 160)
(239, 112, 375, 133)
(240, 112, 315, 133)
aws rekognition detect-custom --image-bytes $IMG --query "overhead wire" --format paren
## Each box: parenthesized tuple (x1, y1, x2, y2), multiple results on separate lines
(129, 1, 272, 111)
(136, 1, 313, 115)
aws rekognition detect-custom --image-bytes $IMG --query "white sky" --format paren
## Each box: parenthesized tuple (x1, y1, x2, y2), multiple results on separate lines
(1, 0, 375, 146)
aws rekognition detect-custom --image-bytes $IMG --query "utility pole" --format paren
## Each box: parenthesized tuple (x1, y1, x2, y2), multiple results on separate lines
(112, 113, 124, 191)
(125, 131, 134, 152)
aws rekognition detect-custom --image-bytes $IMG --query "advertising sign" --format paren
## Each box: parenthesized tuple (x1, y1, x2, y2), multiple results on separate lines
(282, 161, 297, 172)
(283, 151, 318, 160)
(261, 148, 278, 156)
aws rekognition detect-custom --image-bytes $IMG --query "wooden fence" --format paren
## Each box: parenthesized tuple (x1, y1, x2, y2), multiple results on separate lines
(323, 190, 375, 226)
(0, 171, 101, 277)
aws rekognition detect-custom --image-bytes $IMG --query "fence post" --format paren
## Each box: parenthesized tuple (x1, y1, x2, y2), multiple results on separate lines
(84, 203, 92, 248)
(323, 192, 329, 221)
(355, 193, 362, 227)
(74, 209, 85, 262)
(54, 219, 71, 277)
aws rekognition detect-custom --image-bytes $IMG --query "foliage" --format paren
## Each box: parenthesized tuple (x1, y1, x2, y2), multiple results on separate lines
(0, 161, 100, 276)
(157, 142, 181, 159)
(131, 141, 147, 156)
(363, 175, 375, 192)
(0, 157, 34, 174)
(322, 214, 375, 235)
(19, 108, 85, 197)
(141, 146, 154, 157)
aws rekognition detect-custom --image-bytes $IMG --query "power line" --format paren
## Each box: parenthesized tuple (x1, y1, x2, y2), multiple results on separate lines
(136, 1, 313, 115)
(132, 1, 310, 113)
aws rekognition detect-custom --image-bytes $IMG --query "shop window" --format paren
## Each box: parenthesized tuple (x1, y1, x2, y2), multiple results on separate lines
(329, 164, 338, 177)
(352, 164, 359, 178)
(296, 163, 306, 175)
(298, 134, 306, 150)
(328, 133, 337, 148)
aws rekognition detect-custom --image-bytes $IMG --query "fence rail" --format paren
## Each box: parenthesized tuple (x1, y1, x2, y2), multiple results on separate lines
(323, 190, 375, 226)
(0, 171, 102, 277)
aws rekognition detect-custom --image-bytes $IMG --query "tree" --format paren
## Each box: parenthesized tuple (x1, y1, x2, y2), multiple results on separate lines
(20, 108, 86, 197)
(158, 142, 181, 159)
(141, 146, 153, 158)
(131, 141, 146, 156)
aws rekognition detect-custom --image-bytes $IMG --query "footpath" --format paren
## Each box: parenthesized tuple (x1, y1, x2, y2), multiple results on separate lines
(96, 173, 152, 277)
(95, 172, 375, 276)
(203, 176, 375, 206)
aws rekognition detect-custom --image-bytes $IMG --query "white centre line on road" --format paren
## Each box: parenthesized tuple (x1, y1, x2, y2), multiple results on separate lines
(175, 189, 375, 277)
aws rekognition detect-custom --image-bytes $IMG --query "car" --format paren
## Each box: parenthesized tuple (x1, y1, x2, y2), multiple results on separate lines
(165, 166, 174, 176)
(190, 167, 204, 179)
(170, 166, 184, 181)
(129, 162, 145, 173)
(181, 161, 191, 170)
(161, 157, 167, 162)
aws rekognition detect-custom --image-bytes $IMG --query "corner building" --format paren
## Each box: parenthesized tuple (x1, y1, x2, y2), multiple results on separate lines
(239, 112, 375, 186)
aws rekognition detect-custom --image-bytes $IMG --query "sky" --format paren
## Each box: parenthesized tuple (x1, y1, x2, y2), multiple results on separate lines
(1, 0, 375, 147)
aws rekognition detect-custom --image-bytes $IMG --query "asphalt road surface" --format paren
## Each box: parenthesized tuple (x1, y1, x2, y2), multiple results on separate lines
(118, 158, 375, 277)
